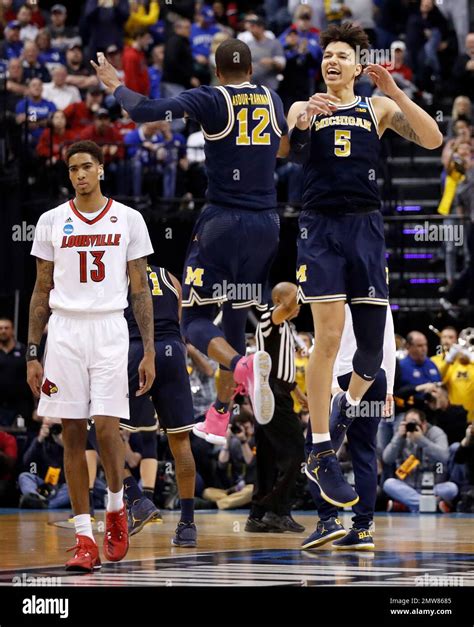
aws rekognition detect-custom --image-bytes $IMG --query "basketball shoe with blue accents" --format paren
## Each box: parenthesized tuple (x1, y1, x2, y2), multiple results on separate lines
(301, 517, 346, 549)
(332, 526, 375, 551)
(330, 391, 355, 453)
(305, 449, 359, 508)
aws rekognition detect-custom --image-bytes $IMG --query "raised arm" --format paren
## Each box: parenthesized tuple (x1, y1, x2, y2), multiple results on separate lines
(91, 54, 186, 123)
(27, 259, 54, 396)
(366, 64, 443, 149)
(127, 256, 155, 395)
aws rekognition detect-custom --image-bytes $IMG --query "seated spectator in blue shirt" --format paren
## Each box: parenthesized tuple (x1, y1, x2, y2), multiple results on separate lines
(18, 417, 70, 509)
(125, 120, 163, 198)
(278, 5, 322, 66)
(15, 77, 56, 146)
(21, 40, 51, 83)
(36, 28, 65, 75)
(156, 121, 187, 199)
(395, 331, 442, 409)
(148, 44, 164, 99)
(0, 21, 24, 61)
(191, 5, 220, 85)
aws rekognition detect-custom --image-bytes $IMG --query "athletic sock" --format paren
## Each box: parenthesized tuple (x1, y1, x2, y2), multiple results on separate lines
(107, 487, 124, 513)
(230, 355, 242, 372)
(346, 391, 361, 406)
(143, 487, 155, 503)
(74, 513, 94, 541)
(214, 399, 229, 414)
(89, 489, 95, 515)
(123, 476, 142, 507)
(180, 498, 194, 524)
(311, 432, 332, 454)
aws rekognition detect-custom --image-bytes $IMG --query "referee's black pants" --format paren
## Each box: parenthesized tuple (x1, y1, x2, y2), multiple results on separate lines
(250, 379, 305, 518)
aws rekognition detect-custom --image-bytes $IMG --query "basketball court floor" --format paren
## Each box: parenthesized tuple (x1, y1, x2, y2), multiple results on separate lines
(0, 509, 473, 587)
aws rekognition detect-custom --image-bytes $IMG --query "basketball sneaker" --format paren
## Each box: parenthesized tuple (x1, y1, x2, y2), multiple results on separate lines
(234, 351, 274, 425)
(301, 517, 346, 549)
(104, 505, 129, 561)
(332, 526, 375, 551)
(128, 496, 161, 536)
(261, 512, 305, 533)
(330, 391, 355, 453)
(65, 534, 101, 572)
(172, 521, 197, 547)
(193, 406, 230, 446)
(305, 449, 359, 508)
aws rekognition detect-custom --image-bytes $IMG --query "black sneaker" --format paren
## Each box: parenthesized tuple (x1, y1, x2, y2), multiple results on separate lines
(244, 516, 273, 533)
(262, 512, 305, 533)
(19, 492, 47, 509)
(172, 521, 197, 547)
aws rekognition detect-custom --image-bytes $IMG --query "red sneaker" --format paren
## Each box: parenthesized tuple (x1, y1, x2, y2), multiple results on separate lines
(193, 406, 230, 445)
(234, 351, 274, 425)
(104, 506, 129, 562)
(65, 534, 101, 572)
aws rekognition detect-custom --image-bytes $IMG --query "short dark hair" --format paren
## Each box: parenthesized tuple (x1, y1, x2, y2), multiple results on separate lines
(406, 331, 425, 345)
(66, 140, 103, 165)
(454, 116, 471, 126)
(320, 22, 370, 54)
(441, 325, 458, 334)
(406, 408, 427, 422)
(215, 39, 251, 76)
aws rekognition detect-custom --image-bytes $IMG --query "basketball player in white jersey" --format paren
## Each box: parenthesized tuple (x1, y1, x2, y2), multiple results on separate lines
(26, 140, 155, 572)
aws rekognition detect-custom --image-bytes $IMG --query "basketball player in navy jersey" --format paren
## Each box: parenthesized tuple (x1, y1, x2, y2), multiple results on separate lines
(93, 40, 288, 446)
(280, 23, 442, 508)
(123, 265, 198, 547)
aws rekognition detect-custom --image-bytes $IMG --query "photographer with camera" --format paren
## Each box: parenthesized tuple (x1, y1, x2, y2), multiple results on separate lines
(425, 385, 468, 445)
(440, 134, 474, 309)
(382, 408, 457, 512)
(18, 416, 69, 509)
(202, 410, 256, 510)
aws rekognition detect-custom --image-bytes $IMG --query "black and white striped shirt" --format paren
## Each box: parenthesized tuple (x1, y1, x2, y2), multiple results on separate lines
(256, 307, 296, 384)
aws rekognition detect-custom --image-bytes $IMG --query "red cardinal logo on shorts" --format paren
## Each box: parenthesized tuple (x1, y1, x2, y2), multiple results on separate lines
(42, 378, 59, 397)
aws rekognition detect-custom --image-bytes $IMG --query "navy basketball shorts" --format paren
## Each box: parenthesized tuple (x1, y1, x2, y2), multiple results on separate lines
(123, 339, 195, 435)
(182, 204, 280, 310)
(296, 209, 389, 306)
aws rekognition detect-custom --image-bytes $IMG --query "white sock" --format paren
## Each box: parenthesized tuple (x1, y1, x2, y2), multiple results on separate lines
(74, 514, 94, 541)
(107, 488, 124, 512)
(312, 432, 330, 444)
(346, 391, 361, 406)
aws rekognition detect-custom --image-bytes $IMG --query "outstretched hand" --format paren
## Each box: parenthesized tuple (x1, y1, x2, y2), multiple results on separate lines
(90, 52, 122, 92)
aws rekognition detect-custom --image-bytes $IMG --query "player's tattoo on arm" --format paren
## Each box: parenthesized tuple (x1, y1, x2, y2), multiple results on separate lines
(28, 259, 54, 348)
(128, 257, 155, 354)
(390, 111, 421, 145)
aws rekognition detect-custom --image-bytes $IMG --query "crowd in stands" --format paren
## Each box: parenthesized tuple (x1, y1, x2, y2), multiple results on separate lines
(1, 311, 473, 516)
(0, 1, 473, 212)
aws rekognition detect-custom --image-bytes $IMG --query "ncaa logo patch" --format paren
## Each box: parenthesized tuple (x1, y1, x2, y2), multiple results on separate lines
(110, 216, 118, 223)
(63, 224, 74, 235)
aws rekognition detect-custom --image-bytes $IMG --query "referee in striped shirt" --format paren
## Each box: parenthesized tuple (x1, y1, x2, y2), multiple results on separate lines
(245, 282, 306, 533)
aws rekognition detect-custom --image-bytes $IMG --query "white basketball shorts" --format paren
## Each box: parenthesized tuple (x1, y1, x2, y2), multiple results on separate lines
(38, 311, 130, 420)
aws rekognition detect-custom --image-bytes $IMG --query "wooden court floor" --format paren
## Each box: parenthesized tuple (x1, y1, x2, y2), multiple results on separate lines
(0, 509, 473, 586)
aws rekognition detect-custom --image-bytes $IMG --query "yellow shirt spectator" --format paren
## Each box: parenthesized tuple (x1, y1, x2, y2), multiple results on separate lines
(431, 352, 474, 422)
(292, 353, 308, 413)
(125, 0, 159, 44)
